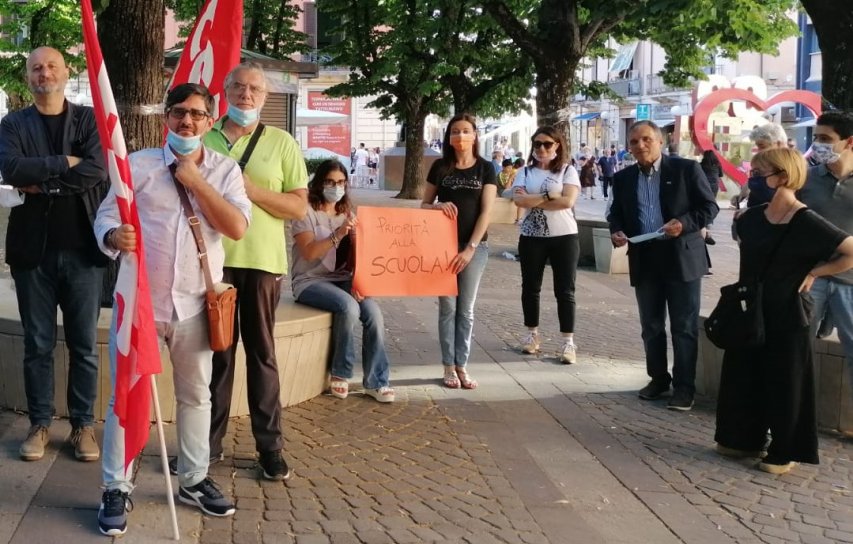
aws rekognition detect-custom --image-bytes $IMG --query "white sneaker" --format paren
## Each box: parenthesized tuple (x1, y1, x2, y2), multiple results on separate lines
(522, 331, 540, 354)
(559, 341, 576, 364)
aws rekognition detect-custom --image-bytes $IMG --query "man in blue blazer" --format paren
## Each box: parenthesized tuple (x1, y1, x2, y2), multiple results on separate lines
(607, 121, 718, 410)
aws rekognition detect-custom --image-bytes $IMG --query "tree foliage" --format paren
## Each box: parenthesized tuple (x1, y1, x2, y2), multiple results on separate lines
(167, 0, 308, 58)
(0, 0, 83, 109)
(481, 0, 799, 140)
(801, 0, 853, 111)
(318, 0, 532, 198)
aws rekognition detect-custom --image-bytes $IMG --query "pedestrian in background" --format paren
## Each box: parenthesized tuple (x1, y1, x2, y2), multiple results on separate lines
(512, 126, 581, 364)
(579, 156, 596, 199)
(714, 147, 853, 475)
(421, 113, 497, 389)
(700, 150, 723, 245)
(291, 160, 394, 403)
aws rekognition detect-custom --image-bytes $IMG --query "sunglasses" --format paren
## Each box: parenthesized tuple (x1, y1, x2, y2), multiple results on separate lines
(749, 169, 782, 178)
(167, 107, 210, 122)
(532, 140, 556, 150)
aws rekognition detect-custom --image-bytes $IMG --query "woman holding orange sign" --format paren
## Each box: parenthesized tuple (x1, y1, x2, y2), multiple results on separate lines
(421, 113, 497, 389)
(290, 159, 394, 403)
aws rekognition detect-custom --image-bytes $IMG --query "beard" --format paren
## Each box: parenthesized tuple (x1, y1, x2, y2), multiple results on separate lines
(29, 82, 64, 95)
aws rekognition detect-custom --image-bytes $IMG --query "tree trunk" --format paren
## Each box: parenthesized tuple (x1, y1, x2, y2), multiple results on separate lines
(396, 109, 427, 200)
(534, 59, 576, 147)
(97, 0, 165, 152)
(802, 0, 853, 110)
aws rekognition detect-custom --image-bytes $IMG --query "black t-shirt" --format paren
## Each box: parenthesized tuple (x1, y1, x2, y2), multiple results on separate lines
(736, 205, 847, 331)
(40, 110, 88, 251)
(427, 157, 497, 248)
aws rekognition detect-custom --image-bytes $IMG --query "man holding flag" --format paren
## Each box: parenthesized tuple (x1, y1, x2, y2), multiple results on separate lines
(95, 83, 251, 536)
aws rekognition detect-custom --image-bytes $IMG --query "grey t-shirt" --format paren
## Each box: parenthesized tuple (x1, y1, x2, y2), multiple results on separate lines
(799, 164, 853, 284)
(290, 207, 351, 299)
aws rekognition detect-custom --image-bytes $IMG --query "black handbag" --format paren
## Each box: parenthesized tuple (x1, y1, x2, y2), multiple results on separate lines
(704, 209, 797, 350)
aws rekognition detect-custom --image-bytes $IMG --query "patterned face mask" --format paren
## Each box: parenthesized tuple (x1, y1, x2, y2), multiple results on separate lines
(810, 142, 841, 165)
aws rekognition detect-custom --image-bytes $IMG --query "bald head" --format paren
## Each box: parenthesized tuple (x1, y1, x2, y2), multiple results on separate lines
(26, 47, 68, 96)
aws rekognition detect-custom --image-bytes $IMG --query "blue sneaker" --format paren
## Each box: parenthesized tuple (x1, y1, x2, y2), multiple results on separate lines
(179, 477, 235, 517)
(98, 489, 132, 536)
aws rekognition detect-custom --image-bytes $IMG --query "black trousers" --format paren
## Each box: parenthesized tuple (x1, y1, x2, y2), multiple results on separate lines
(209, 268, 284, 455)
(518, 234, 579, 333)
(601, 176, 613, 198)
(714, 326, 819, 465)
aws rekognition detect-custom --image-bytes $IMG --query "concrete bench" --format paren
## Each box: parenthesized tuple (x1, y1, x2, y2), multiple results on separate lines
(697, 313, 853, 434)
(0, 279, 332, 423)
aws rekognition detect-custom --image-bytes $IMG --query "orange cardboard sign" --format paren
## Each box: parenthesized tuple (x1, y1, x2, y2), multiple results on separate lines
(353, 206, 458, 297)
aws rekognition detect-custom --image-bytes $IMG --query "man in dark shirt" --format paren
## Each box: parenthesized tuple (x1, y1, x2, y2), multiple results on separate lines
(0, 47, 109, 463)
(597, 149, 616, 198)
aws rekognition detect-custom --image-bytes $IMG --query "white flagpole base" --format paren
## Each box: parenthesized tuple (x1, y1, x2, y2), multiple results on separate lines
(151, 374, 181, 540)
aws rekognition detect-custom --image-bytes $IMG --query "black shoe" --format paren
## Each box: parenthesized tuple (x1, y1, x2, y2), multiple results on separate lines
(705, 235, 716, 245)
(258, 450, 292, 481)
(667, 389, 694, 411)
(168, 451, 224, 475)
(179, 477, 235, 517)
(98, 489, 132, 536)
(638, 380, 670, 400)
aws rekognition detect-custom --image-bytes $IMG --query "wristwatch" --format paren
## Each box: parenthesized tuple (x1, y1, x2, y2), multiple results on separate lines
(469, 242, 477, 250)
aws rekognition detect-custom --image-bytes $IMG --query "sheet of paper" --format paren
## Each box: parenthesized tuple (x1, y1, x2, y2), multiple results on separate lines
(628, 230, 665, 244)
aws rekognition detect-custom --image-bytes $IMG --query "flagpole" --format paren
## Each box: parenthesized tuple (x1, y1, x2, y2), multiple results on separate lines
(151, 375, 181, 540)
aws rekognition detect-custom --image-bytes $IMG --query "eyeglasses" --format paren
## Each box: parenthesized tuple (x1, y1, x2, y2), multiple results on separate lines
(749, 169, 782, 178)
(228, 82, 267, 96)
(323, 179, 347, 188)
(532, 140, 556, 150)
(167, 107, 210, 121)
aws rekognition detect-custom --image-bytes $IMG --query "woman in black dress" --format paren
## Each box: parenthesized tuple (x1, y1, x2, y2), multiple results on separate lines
(714, 148, 853, 475)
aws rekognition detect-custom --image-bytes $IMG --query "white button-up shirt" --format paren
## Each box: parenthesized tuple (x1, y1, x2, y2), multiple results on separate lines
(95, 145, 252, 322)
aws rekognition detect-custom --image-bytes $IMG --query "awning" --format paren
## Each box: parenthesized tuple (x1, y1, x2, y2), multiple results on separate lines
(658, 120, 675, 128)
(609, 42, 639, 73)
(573, 112, 601, 121)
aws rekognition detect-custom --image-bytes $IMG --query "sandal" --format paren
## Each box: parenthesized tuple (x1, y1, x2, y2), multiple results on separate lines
(443, 368, 460, 389)
(455, 367, 478, 390)
(329, 377, 349, 399)
(364, 386, 395, 403)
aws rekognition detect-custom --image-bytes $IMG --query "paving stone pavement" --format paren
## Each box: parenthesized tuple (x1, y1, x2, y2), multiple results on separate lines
(1, 191, 852, 543)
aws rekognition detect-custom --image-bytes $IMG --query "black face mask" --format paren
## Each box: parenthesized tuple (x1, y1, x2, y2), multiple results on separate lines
(746, 175, 776, 205)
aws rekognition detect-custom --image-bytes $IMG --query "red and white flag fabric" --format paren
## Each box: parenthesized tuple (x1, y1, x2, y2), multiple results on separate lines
(168, 0, 244, 119)
(81, 0, 162, 470)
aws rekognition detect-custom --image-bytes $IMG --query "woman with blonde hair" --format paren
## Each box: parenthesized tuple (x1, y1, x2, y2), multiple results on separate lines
(714, 147, 853, 475)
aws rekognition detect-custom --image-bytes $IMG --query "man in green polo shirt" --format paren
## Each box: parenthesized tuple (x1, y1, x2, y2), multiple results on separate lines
(204, 61, 308, 480)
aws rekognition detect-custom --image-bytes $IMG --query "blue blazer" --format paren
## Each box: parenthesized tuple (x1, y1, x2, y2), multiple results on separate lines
(607, 155, 719, 286)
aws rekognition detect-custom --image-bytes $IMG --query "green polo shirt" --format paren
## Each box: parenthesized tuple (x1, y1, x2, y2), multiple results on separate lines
(205, 119, 308, 274)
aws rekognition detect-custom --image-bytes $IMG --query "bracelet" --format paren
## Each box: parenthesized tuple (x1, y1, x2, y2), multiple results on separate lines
(330, 232, 340, 248)
(104, 228, 117, 250)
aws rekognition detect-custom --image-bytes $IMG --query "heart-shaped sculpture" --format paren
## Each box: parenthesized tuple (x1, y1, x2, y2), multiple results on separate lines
(691, 89, 822, 185)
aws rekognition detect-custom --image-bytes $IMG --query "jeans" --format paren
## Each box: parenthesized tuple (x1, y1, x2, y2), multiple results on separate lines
(297, 280, 391, 389)
(210, 268, 283, 456)
(808, 278, 853, 383)
(438, 243, 488, 367)
(634, 277, 701, 394)
(11, 248, 104, 428)
(518, 234, 579, 333)
(102, 310, 213, 492)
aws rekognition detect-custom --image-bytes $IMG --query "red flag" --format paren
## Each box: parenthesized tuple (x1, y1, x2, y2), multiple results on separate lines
(168, 0, 244, 119)
(81, 0, 162, 470)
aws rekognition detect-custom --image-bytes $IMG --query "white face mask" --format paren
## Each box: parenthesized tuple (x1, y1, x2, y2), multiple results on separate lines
(810, 142, 842, 165)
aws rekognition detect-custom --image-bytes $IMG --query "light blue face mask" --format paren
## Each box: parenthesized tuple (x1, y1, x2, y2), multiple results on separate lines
(166, 130, 201, 155)
(323, 186, 346, 203)
(226, 103, 260, 127)
(810, 142, 841, 165)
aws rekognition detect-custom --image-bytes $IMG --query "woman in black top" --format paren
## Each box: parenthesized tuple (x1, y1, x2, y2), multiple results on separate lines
(714, 148, 853, 475)
(421, 113, 497, 390)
